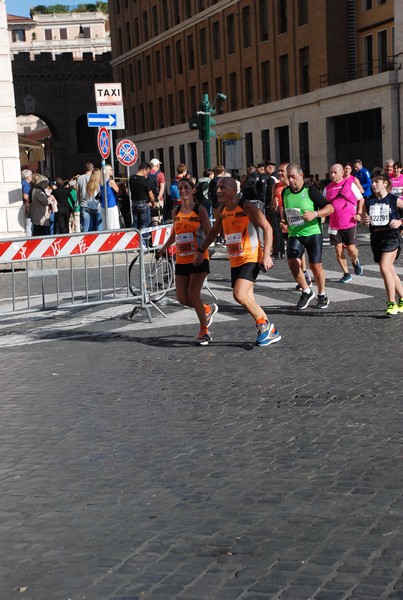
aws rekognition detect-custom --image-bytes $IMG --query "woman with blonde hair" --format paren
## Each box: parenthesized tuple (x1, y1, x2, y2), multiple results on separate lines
(100, 164, 120, 230)
(86, 168, 103, 231)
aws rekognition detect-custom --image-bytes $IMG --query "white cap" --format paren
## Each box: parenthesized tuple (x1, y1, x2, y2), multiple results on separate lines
(150, 158, 161, 166)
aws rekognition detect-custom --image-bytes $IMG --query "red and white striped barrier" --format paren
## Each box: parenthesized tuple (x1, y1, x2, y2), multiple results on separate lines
(0, 230, 141, 264)
(148, 225, 173, 247)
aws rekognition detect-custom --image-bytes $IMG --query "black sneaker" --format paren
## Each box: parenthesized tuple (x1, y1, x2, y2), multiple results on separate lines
(296, 288, 315, 310)
(316, 294, 329, 309)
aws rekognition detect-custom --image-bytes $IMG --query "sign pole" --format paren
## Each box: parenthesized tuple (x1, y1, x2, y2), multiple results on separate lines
(126, 166, 132, 227)
(101, 159, 108, 230)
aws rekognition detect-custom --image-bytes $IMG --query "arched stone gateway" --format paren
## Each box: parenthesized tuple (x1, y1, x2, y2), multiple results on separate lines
(12, 51, 113, 180)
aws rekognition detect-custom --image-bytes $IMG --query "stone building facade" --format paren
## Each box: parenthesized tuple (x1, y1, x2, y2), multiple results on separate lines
(108, 0, 402, 180)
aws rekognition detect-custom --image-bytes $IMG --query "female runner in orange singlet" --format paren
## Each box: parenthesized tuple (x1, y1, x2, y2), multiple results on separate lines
(158, 178, 217, 345)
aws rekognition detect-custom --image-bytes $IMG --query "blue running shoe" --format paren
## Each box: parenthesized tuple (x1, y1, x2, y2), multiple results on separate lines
(339, 273, 352, 283)
(353, 260, 363, 276)
(256, 322, 282, 347)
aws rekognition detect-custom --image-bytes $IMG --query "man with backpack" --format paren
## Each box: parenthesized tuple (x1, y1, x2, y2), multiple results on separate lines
(196, 169, 214, 218)
(148, 158, 165, 225)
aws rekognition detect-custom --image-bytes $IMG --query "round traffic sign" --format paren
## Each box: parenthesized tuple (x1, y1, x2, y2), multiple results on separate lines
(116, 139, 138, 167)
(97, 127, 110, 159)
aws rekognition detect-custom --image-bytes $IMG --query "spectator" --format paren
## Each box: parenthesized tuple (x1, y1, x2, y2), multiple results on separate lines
(30, 176, 53, 236)
(76, 162, 94, 232)
(52, 177, 72, 234)
(129, 162, 155, 229)
(21, 169, 33, 236)
(100, 165, 120, 230)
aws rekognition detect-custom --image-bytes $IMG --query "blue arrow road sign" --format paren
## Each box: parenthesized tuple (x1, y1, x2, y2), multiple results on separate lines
(87, 113, 117, 128)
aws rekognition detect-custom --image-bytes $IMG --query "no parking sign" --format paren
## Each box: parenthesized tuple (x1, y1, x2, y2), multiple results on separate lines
(116, 139, 138, 167)
(97, 127, 110, 159)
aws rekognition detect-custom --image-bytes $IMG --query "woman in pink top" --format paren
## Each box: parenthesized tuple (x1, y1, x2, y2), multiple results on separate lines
(390, 161, 403, 197)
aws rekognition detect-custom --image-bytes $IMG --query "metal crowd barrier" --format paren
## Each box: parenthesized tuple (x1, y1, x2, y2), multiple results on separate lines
(0, 225, 176, 321)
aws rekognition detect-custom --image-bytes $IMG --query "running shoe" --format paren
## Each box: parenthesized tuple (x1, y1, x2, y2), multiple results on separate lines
(316, 294, 330, 309)
(256, 321, 282, 347)
(295, 271, 313, 291)
(397, 298, 403, 313)
(296, 288, 315, 310)
(353, 260, 363, 276)
(205, 303, 218, 328)
(196, 330, 212, 345)
(386, 302, 399, 317)
(339, 273, 352, 283)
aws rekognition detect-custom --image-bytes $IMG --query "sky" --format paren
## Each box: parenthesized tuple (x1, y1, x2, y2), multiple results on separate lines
(7, 1, 74, 17)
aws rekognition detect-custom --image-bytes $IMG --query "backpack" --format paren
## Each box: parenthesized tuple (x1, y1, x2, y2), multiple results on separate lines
(170, 179, 180, 200)
(147, 170, 160, 199)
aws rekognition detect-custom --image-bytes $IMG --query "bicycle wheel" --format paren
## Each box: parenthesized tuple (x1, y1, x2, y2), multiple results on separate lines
(149, 256, 174, 302)
(128, 255, 141, 298)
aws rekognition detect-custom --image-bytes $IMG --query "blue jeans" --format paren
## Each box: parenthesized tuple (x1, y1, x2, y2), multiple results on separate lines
(81, 207, 102, 232)
(132, 204, 151, 230)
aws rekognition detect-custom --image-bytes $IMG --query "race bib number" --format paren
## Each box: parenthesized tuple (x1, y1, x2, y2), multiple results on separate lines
(328, 227, 338, 235)
(175, 232, 195, 256)
(225, 232, 243, 257)
(285, 207, 304, 227)
(369, 203, 389, 226)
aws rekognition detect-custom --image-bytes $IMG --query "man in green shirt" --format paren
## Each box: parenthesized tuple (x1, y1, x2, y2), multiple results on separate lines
(282, 163, 334, 310)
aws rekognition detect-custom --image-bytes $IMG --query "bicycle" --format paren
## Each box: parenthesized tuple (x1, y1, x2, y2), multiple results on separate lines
(128, 247, 175, 303)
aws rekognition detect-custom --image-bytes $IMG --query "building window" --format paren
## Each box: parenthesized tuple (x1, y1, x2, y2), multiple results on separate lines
(378, 30, 388, 72)
(134, 18, 139, 45)
(12, 28, 26, 42)
(364, 0, 372, 9)
(149, 101, 155, 130)
(185, 0, 192, 18)
(244, 67, 254, 107)
(45, 29, 52, 41)
(157, 97, 164, 129)
(145, 55, 152, 86)
(152, 5, 158, 36)
(261, 129, 270, 161)
(155, 50, 161, 82)
(176, 40, 183, 74)
(129, 63, 134, 92)
(190, 86, 197, 114)
(299, 122, 310, 175)
(279, 54, 289, 98)
(212, 21, 221, 60)
(261, 61, 270, 103)
(242, 6, 251, 49)
(179, 144, 186, 165)
(178, 90, 186, 123)
(126, 22, 131, 48)
(137, 59, 143, 89)
(278, 0, 287, 34)
(142, 11, 149, 42)
(299, 46, 309, 93)
(60, 28, 67, 40)
(199, 28, 207, 65)
(131, 106, 137, 134)
(168, 94, 175, 126)
(165, 45, 172, 78)
(227, 14, 235, 54)
(229, 72, 237, 111)
(378, 0, 387, 4)
(117, 27, 123, 54)
(173, 0, 180, 24)
(215, 77, 223, 113)
(162, 2, 169, 30)
(298, 0, 308, 26)
(259, 0, 269, 42)
(169, 146, 175, 179)
(187, 35, 195, 70)
(364, 35, 373, 75)
(139, 104, 145, 133)
(202, 81, 208, 96)
(245, 133, 254, 167)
